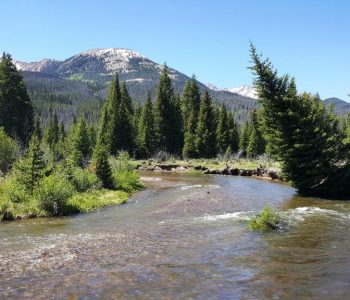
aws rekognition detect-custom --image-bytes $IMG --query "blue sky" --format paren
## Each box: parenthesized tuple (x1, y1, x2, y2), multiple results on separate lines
(1, 0, 349, 100)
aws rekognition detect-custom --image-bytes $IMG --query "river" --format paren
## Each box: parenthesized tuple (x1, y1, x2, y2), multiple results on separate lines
(1, 173, 350, 299)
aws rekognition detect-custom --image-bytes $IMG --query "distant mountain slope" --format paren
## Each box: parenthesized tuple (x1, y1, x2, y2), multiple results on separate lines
(324, 97, 350, 115)
(14, 48, 258, 125)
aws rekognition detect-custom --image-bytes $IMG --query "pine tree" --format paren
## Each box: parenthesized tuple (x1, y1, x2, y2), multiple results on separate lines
(168, 95, 183, 154)
(228, 112, 239, 153)
(14, 136, 46, 194)
(108, 74, 122, 154)
(181, 75, 201, 126)
(60, 121, 66, 141)
(0, 53, 34, 144)
(246, 110, 265, 157)
(216, 103, 231, 154)
(250, 44, 349, 197)
(117, 95, 135, 153)
(121, 81, 134, 114)
(96, 105, 111, 149)
(106, 74, 134, 154)
(195, 91, 217, 158)
(239, 121, 250, 155)
(182, 111, 198, 158)
(70, 117, 91, 167)
(33, 116, 42, 141)
(153, 64, 178, 152)
(137, 93, 156, 158)
(94, 144, 114, 189)
(45, 113, 59, 147)
(181, 76, 201, 158)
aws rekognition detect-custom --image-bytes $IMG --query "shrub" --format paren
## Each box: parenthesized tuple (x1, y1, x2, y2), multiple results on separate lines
(34, 173, 76, 216)
(0, 128, 20, 174)
(0, 175, 31, 203)
(71, 167, 101, 192)
(110, 152, 143, 192)
(249, 205, 281, 231)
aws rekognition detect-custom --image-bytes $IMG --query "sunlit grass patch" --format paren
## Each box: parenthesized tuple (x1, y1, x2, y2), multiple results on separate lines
(67, 189, 129, 213)
(248, 205, 281, 231)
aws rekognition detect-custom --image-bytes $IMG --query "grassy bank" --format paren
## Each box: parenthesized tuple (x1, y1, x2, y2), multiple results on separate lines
(0, 153, 143, 222)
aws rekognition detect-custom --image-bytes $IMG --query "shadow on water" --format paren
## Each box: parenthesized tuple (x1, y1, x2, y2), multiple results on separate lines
(1, 173, 350, 299)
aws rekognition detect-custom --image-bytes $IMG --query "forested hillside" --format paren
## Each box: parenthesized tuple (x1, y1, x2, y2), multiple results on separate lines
(16, 48, 258, 126)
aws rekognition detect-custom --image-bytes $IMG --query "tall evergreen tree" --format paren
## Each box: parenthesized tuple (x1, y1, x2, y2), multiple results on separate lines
(0, 53, 34, 144)
(181, 75, 201, 126)
(60, 121, 66, 141)
(195, 91, 217, 158)
(168, 95, 183, 154)
(96, 105, 111, 149)
(137, 93, 156, 158)
(33, 116, 42, 141)
(14, 136, 46, 194)
(113, 94, 135, 153)
(181, 76, 201, 158)
(105, 74, 134, 154)
(250, 44, 349, 197)
(108, 74, 122, 154)
(216, 103, 231, 154)
(246, 110, 265, 157)
(94, 144, 114, 189)
(121, 81, 134, 114)
(70, 117, 91, 167)
(182, 110, 198, 158)
(228, 112, 239, 153)
(153, 64, 179, 152)
(239, 121, 250, 155)
(45, 113, 60, 148)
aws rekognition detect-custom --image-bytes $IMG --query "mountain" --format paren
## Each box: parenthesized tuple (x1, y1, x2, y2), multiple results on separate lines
(14, 48, 258, 125)
(206, 84, 258, 99)
(324, 97, 350, 115)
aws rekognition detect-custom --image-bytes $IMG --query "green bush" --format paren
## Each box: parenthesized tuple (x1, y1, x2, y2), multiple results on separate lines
(0, 176, 31, 204)
(34, 173, 76, 216)
(249, 205, 281, 231)
(0, 128, 20, 174)
(110, 152, 143, 192)
(71, 167, 101, 192)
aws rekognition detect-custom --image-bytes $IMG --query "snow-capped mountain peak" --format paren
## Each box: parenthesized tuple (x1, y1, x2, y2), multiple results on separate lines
(206, 83, 258, 99)
(80, 48, 145, 61)
(14, 58, 61, 72)
(227, 85, 258, 99)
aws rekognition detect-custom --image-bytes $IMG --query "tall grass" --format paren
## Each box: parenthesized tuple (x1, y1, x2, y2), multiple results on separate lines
(248, 205, 281, 231)
(110, 151, 143, 192)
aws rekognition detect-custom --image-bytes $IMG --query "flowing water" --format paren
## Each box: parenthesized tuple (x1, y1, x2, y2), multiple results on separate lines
(1, 173, 350, 299)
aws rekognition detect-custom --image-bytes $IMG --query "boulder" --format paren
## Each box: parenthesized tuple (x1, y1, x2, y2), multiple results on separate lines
(268, 171, 279, 180)
(229, 168, 239, 176)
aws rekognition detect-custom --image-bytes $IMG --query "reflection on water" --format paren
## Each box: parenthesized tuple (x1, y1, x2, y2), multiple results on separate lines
(1, 173, 350, 299)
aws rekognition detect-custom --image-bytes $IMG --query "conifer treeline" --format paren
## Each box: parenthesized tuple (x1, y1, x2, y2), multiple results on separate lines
(90, 65, 260, 160)
(0, 52, 265, 177)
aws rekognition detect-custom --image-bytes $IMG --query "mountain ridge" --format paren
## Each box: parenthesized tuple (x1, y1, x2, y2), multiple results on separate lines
(13, 48, 258, 125)
(11, 48, 349, 125)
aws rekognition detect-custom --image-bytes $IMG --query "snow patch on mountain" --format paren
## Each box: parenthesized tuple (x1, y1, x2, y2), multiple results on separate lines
(227, 85, 258, 99)
(206, 83, 258, 99)
(14, 59, 61, 72)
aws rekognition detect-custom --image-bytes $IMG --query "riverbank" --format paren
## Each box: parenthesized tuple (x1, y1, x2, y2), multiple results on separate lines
(0, 187, 138, 222)
(0, 154, 144, 222)
(134, 158, 282, 181)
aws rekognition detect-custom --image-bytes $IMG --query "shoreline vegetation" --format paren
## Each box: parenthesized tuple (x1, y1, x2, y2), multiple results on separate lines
(0, 153, 143, 222)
